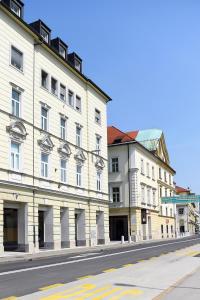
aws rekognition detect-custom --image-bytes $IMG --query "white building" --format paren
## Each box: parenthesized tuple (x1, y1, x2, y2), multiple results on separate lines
(0, 0, 111, 254)
(108, 126, 176, 241)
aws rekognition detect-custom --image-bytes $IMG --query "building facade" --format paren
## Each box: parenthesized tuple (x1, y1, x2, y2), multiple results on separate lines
(175, 186, 199, 236)
(0, 0, 111, 254)
(108, 126, 176, 242)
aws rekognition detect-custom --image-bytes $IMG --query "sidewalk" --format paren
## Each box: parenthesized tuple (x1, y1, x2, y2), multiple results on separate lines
(0, 236, 192, 264)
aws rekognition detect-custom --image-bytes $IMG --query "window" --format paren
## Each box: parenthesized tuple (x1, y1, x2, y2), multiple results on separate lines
(76, 164, 82, 186)
(60, 118, 66, 140)
(41, 106, 48, 131)
(152, 190, 156, 206)
(170, 208, 173, 217)
(41, 153, 48, 178)
(96, 136, 101, 152)
(165, 188, 168, 197)
(146, 162, 150, 177)
(75, 60, 81, 72)
(95, 109, 101, 124)
(68, 90, 74, 107)
(12, 88, 20, 117)
(166, 207, 168, 216)
(11, 46, 23, 71)
(11, 141, 20, 171)
(166, 225, 169, 234)
(60, 159, 67, 183)
(171, 225, 173, 233)
(152, 166, 155, 180)
(178, 208, 184, 215)
(51, 78, 58, 95)
(164, 171, 167, 182)
(111, 157, 119, 172)
(141, 159, 144, 174)
(160, 206, 163, 215)
(41, 70, 48, 89)
(160, 186, 162, 197)
(112, 187, 120, 202)
(161, 225, 164, 234)
(97, 172, 101, 191)
(141, 185, 145, 203)
(11, 0, 21, 16)
(147, 187, 151, 204)
(169, 174, 171, 185)
(59, 45, 66, 58)
(75, 95, 81, 112)
(41, 26, 49, 43)
(60, 84, 66, 101)
(159, 167, 162, 179)
(76, 126, 81, 147)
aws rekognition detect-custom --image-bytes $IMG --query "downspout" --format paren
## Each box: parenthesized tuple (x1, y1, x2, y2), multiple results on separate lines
(127, 144, 132, 240)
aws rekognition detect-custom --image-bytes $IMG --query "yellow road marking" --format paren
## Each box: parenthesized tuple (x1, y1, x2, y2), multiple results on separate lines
(186, 251, 200, 256)
(74, 285, 112, 300)
(123, 264, 133, 267)
(41, 284, 95, 300)
(77, 275, 93, 280)
(110, 288, 143, 299)
(138, 259, 145, 263)
(92, 287, 123, 300)
(39, 284, 64, 291)
(103, 268, 116, 273)
(2, 297, 17, 300)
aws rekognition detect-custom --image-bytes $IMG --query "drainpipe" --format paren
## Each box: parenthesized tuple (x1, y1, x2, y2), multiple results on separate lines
(127, 144, 132, 241)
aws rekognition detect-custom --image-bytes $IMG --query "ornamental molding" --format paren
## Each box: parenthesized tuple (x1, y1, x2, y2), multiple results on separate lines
(38, 134, 54, 153)
(74, 149, 86, 164)
(58, 142, 71, 159)
(95, 157, 105, 170)
(6, 120, 28, 142)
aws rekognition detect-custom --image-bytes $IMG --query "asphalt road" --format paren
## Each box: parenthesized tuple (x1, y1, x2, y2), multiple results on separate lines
(0, 235, 200, 299)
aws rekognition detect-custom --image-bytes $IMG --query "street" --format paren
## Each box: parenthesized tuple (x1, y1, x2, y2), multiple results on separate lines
(1, 235, 200, 299)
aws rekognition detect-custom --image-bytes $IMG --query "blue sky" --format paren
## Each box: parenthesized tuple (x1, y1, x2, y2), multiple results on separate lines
(25, 0, 200, 193)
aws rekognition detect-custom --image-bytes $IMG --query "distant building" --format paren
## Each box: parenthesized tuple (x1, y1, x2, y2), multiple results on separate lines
(108, 126, 176, 242)
(175, 186, 199, 235)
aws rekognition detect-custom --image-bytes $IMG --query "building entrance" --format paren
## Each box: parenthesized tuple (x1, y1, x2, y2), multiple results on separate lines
(4, 208, 18, 251)
(38, 211, 45, 248)
(109, 216, 128, 241)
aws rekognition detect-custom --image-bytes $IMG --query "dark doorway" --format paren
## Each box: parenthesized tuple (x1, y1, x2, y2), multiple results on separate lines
(38, 211, 45, 248)
(109, 216, 128, 241)
(180, 225, 185, 233)
(4, 208, 18, 251)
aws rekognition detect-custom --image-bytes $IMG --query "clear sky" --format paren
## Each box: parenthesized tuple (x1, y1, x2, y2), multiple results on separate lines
(25, 0, 200, 193)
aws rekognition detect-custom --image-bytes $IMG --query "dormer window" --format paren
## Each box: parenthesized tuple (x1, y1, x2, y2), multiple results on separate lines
(75, 60, 81, 72)
(68, 52, 82, 73)
(59, 45, 66, 59)
(41, 26, 49, 43)
(11, 0, 21, 17)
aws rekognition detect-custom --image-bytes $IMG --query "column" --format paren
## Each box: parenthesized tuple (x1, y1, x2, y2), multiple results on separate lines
(96, 211, 105, 245)
(76, 209, 86, 246)
(68, 207, 75, 247)
(53, 205, 61, 250)
(18, 203, 28, 252)
(0, 200, 4, 254)
(44, 206, 54, 249)
(61, 207, 70, 248)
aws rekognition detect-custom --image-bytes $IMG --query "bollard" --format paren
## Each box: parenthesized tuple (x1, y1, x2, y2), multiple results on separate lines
(128, 235, 132, 243)
(121, 235, 125, 244)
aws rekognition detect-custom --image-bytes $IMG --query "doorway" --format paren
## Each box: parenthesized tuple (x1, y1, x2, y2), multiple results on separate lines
(4, 208, 18, 251)
(109, 216, 128, 241)
(38, 211, 44, 248)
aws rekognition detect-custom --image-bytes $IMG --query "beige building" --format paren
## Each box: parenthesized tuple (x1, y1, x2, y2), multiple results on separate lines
(0, 0, 111, 254)
(108, 126, 175, 242)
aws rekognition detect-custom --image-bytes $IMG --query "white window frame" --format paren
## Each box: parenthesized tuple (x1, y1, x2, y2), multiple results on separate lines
(60, 117, 66, 140)
(60, 159, 67, 183)
(76, 164, 82, 187)
(51, 77, 58, 96)
(152, 166, 155, 180)
(11, 0, 21, 17)
(147, 186, 151, 204)
(11, 45, 23, 72)
(41, 152, 49, 178)
(75, 95, 81, 112)
(112, 186, 120, 203)
(111, 157, 119, 173)
(76, 125, 82, 147)
(146, 162, 150, 177)
(10, 141, 21, 171)
(96, 171, 102, 191)
(41, 26, 49, 43)
(11, 87, 21, 117)
(41, 70, 49, 90)
(60, 84, 66, 102)
(141, 184, 145, 203)
(141, 158, 144, 175)
(96, 135, 101, 152)
(41, 105, 49, 131)
(68, 90, 74, 107)
(95, 109, 101, 125)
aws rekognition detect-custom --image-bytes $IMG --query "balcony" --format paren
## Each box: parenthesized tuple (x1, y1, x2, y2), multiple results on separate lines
(109, 202, 125, 208)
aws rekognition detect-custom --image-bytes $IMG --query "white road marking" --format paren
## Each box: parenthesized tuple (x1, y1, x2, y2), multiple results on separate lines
(0, 238, 199, 277)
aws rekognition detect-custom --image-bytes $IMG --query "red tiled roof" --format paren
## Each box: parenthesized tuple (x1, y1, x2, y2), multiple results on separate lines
(107, 126, 137, 145)
(125, 131, 139, 140)
(175, 185, 190, 193)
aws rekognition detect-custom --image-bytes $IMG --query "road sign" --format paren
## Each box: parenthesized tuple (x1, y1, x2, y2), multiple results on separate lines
(161, 195, 200, 204)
